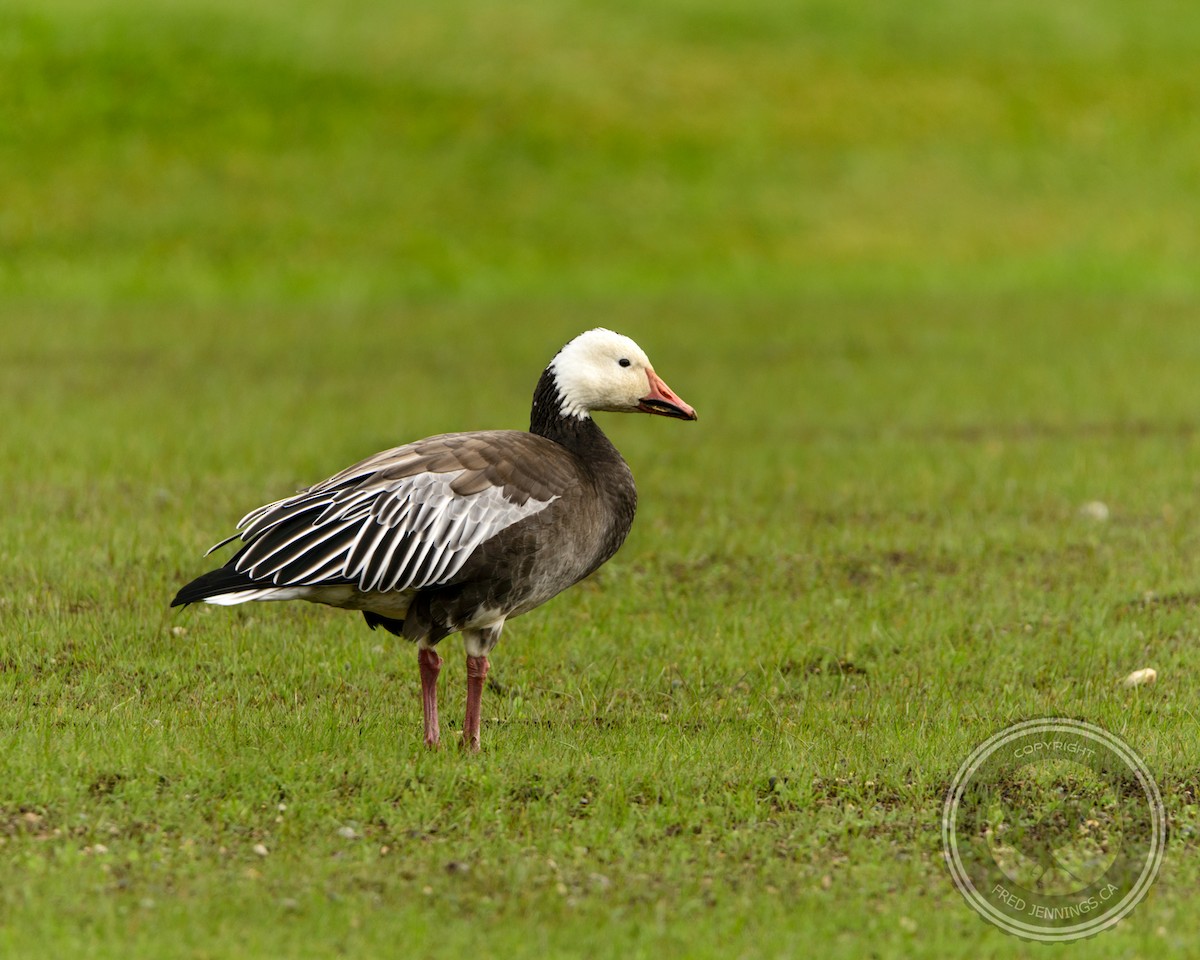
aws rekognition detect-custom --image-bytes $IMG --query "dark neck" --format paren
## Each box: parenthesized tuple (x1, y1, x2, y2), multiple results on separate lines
(529, 367, 614, 457)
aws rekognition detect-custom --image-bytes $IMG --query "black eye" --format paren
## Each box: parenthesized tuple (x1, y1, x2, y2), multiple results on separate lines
(618, 358, 631, 367)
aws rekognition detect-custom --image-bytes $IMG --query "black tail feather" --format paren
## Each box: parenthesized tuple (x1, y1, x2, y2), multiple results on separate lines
(171, 566, 262, 607)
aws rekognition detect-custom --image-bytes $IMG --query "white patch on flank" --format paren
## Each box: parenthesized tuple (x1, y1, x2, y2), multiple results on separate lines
(204, 584, 416, 618)
(549, 328, 655, 419)
(203, 590, 268, 606)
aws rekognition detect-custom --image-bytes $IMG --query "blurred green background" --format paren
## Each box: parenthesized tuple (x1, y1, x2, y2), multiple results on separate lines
(3, 1, 1200, 957)
(5, 0, 1198, 307)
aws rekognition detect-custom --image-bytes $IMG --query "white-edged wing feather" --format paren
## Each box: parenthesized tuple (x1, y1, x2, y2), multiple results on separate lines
(219, 459, 560, 593)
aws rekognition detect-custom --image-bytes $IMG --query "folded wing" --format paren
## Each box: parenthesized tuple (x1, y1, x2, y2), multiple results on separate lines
(214, 431, 575, 593)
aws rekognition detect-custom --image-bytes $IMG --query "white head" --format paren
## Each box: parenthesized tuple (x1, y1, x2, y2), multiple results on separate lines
(548, 328, 697, 421)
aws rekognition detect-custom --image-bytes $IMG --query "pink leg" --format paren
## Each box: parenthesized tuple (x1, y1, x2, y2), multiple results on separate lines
(418, 647, 443, 748)
(462, 654, 489, 752)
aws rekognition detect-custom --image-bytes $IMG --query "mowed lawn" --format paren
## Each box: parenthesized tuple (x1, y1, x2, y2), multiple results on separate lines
(2, 1, 1200, 957)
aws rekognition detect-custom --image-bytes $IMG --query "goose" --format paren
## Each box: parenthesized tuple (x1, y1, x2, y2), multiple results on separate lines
(171, 328, 697, 750)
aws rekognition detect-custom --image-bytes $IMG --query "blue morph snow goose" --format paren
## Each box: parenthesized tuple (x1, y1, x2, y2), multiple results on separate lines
(172, 328, 697, 750)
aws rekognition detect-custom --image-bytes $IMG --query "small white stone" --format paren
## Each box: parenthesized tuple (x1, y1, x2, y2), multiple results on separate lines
(253, 843, 269, 857)
(170, 625, 189, 637)
(336, 826, 360, 840)
(1121, 668, 1157, 688)
(1080, 501, 1110, 521)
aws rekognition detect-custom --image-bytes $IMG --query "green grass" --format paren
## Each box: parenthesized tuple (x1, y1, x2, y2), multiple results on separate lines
(2, 1, 1200, 956)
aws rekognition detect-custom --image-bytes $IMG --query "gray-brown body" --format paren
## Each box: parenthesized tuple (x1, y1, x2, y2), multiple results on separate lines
(172, 370, 639, 649)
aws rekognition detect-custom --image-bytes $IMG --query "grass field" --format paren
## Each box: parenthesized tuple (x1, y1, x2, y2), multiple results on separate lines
(3, 0, 1200, 956)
